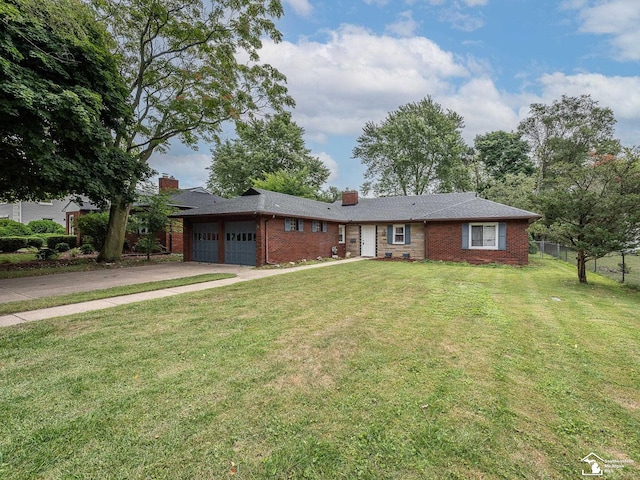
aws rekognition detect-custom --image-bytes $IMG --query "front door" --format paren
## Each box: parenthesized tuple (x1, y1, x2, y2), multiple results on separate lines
(361, 225, 376, 257)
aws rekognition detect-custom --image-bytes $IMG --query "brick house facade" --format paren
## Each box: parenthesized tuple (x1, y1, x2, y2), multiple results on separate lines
(175, 188, 540, 266)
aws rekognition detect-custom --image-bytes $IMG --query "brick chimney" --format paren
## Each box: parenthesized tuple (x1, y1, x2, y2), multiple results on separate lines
(342, 190, 358, 206)
(159, 174, 179, 191)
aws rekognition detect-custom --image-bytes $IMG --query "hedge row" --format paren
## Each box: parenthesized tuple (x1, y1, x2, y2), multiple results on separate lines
(0, 235, 77, 253)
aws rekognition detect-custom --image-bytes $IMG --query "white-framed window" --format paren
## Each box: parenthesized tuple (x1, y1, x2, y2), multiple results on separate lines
(68, 214, 75, 235)
(470, 223, 498, 249)
(338, 225, 345, 244)
(392, 224, 405, 245)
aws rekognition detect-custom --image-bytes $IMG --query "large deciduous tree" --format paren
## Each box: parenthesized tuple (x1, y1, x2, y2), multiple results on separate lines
(353, 97, 470, 197)
(518, 94, 617, 190)
(474, 131, 533, 182)
(91, 0, 294, 262)
(0, 0, 144, 204)
(535, 148, 640, 283)
(520, 95, 640, 283)
(208, 112, 328, 197)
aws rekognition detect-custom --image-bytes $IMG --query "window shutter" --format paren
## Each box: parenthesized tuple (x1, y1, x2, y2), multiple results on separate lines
(322, 222, 327, 233)
(387, 225, 393, 244)
(312, 221, 317, 232)
(298, 220, 304, 232)
(462, 223, 469, 249)
(498, 222, 506, 250)
(405, 224, 411, 245)
(285, 219, 291, 232)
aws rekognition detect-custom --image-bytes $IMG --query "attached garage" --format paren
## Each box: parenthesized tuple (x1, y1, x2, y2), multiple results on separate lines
(224, 221, 256, 266)
(192, 223, 219, 262)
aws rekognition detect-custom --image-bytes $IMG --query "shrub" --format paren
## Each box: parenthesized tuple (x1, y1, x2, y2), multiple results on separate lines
(81, 235, 94, 246)
(17, 247, 38, 253)
(0, 219, 32, 237)
(27, 219, 65, 234)
(76, 213, 109, 250)
(55, 242, 70, 252)
(26, 237, 44, 249)
(0, 236, 29, 252)
(45, 235, 77, 250)
(79, 244, 95, 254)
(36, 248, 58, 260)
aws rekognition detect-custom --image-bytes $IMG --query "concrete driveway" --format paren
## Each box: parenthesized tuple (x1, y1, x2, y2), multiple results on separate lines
(0, 258, 365, 327)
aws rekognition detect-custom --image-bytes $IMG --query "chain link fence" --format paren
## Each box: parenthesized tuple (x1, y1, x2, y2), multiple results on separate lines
(534, 241, 640, 287)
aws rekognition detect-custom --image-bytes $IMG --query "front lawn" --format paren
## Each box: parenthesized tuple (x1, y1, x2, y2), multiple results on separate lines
(0, 259, 638, 479)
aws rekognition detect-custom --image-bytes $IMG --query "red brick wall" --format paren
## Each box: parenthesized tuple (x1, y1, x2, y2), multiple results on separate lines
(264, 217, 342, 265)
(426, 220, 531, 265)
(159, 176, 179, 191)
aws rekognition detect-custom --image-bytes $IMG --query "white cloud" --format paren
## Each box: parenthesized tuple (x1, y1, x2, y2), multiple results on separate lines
(283, 0, 313, 17)
(315, 152, 339, 182)
(149, 152, 212, 189)
(259, 24, 469, 138)
(386, 10, 419, 37)
(443, 76, 521, 142)
(570, 0, 640, 61)
(536, 72, 640, 144)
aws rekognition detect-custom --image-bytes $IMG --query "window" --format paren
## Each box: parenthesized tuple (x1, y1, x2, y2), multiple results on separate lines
(469, 223, 498, 249)
(312, 220, 328, 232)
(386, 224, 411, 245)
(338, 225, 345, 244)
(68, 214, 75, 235)
(393, 224, 405, 245)
(285, 218, 303, 232)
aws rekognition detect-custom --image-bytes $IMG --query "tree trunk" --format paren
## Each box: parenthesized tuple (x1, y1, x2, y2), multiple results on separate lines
(98, 197, 130, 263)
(576, 250, 588, 283)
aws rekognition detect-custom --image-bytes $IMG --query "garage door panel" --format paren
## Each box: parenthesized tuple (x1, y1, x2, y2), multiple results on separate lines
(192, 223, 219, 262)
(224, 221, 256, 265)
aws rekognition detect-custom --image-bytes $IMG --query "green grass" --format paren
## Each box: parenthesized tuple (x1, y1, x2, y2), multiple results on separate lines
(0, 259, 638, 479)
(0, 253, 37, 263)
(0, 273, 235, 316)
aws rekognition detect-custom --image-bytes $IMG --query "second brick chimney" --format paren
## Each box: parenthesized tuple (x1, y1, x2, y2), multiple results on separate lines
(159, 174, 179, 191)
(342, 190, 358, 206)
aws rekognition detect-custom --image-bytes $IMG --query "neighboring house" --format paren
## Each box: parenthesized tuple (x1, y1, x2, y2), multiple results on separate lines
(63, 175, 224, 253)
(173, 188, 541, 266)
(0, 198, 74, 229)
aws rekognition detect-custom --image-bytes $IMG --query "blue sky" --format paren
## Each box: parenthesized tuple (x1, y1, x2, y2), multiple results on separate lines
(150, 0, 640, 192)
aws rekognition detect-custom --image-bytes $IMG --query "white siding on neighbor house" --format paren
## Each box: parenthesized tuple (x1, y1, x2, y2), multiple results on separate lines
(0, 198, 76, 227)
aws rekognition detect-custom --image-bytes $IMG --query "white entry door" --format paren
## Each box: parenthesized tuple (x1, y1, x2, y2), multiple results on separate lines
(360, 225, 376, 257)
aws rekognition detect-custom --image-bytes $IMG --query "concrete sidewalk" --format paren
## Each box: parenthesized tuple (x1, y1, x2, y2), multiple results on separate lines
(0, 258, 365, 327)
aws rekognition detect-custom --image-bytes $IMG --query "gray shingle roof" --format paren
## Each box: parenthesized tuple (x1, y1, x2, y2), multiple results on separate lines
(173, 188, 541, 222)
(169, 188, 224, 210)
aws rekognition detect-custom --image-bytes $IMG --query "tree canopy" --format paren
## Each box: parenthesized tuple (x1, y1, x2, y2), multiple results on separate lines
(353, 97, 470, 197)
(0, 0, 144, 205)
(90, 0, 294, 261)
(517, 95, 640, 283)
(208, 112, 329, 198)
(518, 94, 618, 190)
(474, 131, 533, 182)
